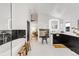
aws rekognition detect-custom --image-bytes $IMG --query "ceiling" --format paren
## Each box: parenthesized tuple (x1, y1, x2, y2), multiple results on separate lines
(26, 3, 79, 20)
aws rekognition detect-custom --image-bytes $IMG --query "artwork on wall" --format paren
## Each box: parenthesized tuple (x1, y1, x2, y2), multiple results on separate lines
(39, 29, 49, 37)
(49, 19, 60, 34)
(51, 21, 58, 29)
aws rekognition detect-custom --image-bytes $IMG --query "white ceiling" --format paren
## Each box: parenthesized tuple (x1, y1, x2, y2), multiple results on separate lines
(1, 3, 79, 21)
(26, 3, 79, 20)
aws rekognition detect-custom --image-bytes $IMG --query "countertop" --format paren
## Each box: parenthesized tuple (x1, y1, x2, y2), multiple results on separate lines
(53, 32, 79, 38)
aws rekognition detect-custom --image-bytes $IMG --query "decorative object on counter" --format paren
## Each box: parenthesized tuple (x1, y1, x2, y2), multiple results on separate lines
(72, 27, 79, 35)
(73, 29, 79, 35)
(56, 33, 60, 37)
(61, 31, 64, 33)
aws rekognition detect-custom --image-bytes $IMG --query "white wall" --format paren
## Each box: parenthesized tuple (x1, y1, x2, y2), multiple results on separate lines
(53, 4, 79, 35)
(0, 3, 10, 30)
(12, 3, 30, 29)
(38, 14, 50, 29)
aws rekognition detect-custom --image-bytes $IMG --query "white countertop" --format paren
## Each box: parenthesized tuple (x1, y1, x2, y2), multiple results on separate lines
(61, 32, 79, 38)
(0, 38, 26, 56)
